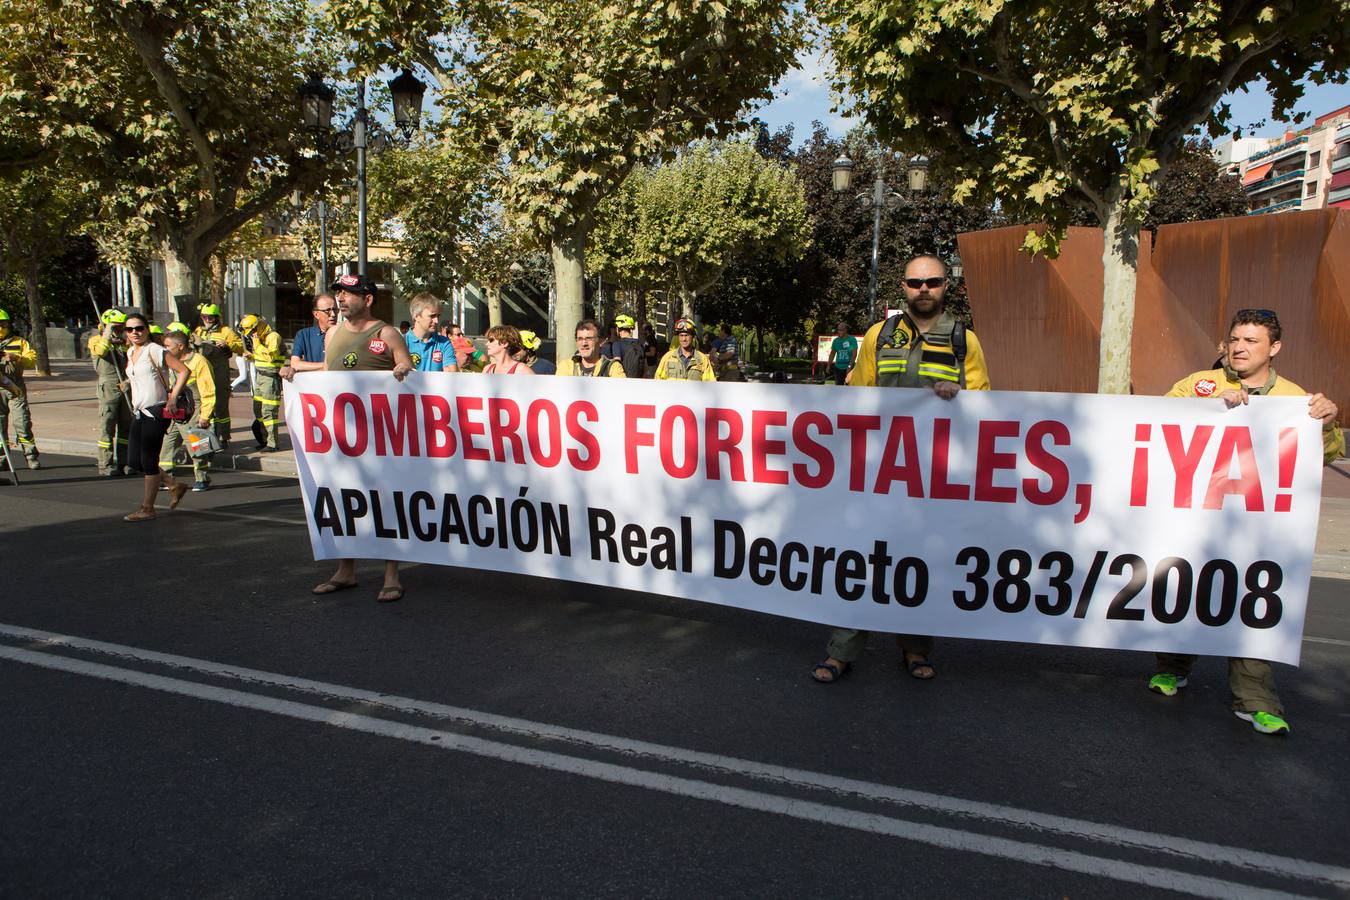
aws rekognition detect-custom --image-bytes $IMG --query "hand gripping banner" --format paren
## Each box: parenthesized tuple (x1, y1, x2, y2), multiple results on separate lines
(286, 372, 1325, 665)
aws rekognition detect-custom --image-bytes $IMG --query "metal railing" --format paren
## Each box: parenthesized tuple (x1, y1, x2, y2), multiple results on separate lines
(1245, 167, 1306, 195)
(1245, 134, 1308, 164)
(1247, 197, 1303, 215)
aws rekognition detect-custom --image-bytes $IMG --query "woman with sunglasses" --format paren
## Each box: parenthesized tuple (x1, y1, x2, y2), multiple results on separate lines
(121, 312, 192, 521)
(481, 324, 535, 375)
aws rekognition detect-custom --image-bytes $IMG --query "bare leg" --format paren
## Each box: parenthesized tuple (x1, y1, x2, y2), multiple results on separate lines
(312, 558, 358, 593)
(377, 561, 403, 602)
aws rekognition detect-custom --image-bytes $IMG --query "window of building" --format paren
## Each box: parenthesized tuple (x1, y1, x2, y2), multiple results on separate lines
(1310, 151, 1322, 169)
(1306, 181, 1318, 197)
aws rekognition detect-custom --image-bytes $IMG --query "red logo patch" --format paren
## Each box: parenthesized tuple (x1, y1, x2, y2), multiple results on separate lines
(1194, 379, 1217, 397)
(431, 350, 443, 364)
(368, 339, 387, 355)
(339, 274, 359, 287)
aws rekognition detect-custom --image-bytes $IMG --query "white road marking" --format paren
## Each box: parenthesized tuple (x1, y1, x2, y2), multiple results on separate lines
(0, 642, 1314, 900)
(1, 623, 1345, 892)
(1304, 636, 1350, 649)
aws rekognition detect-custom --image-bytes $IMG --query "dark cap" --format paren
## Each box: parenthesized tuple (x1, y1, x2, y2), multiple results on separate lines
(331, 273, 378, 296)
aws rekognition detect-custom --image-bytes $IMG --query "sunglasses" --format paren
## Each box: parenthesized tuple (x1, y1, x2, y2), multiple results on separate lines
(125, 325, 148, 332)
(905, 277, 946, 289)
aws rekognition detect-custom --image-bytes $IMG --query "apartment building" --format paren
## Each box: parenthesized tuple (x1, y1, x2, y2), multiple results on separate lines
(1239, 103, 1350, 215)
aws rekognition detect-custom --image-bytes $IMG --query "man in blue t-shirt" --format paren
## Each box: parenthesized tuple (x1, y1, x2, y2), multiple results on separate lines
(827, 321, 858, 386)
(404, 292, 457, 372)
(281, 294, 337, 381)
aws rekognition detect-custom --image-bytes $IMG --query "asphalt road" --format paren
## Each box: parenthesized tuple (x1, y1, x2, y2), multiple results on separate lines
(2, 455, 1348, 898)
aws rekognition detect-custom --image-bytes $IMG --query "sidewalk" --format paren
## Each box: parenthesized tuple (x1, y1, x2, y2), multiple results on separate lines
(11, 361, 1350, 578)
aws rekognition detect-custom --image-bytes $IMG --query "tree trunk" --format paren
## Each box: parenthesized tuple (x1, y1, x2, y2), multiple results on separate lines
(550, 222, 590, 363)
(127, 259, 149, 318)
(22, 263, 51, 376)
(1097, 197, 1139, 394)
(486, 283, 503, 329)
(636, 286, 648, 326)
(209, 254, 227, 310)
(162, 245, 198, 322)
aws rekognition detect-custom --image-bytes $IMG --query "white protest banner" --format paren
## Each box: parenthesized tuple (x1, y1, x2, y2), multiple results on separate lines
(285, 373, 1325, 665)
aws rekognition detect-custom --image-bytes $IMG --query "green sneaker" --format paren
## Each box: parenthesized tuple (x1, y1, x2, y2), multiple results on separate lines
(1234, 710, 1290, 735)
(1148, 673, 1188, 696)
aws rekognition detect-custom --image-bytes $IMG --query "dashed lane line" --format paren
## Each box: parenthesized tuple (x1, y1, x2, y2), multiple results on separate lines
(0, 643, 1315, 900)
(0, 623, 1345, 893)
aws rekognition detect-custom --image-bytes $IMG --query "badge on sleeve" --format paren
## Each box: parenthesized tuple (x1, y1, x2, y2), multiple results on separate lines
(368, 339, 387, 355)
(431, 350, 443, 364)
(1194, 379, 1217, 396)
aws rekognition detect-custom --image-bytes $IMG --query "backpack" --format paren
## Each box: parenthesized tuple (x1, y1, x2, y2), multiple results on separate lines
(605, 336, 645, 378)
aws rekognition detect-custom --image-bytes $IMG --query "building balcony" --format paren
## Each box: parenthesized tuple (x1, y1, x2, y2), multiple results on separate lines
(1330, 186, 1350, 207)
(1246, 134, 1309, 165)
(1337, 123, 1350, 144)
(1331, 153, 1350, 174)
(1247, 197, 1303, 215)
(1244, 168, 1305, 195)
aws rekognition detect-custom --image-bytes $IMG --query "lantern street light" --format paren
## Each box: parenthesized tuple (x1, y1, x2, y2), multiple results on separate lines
(832, 147, 931, 321)
(297, 69, 426, 276)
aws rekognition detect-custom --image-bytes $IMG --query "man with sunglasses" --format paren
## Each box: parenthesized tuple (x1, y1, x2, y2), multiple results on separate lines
(1148, 308, 1343, 735)
(811, 254, 991, 686)
(283, 293, 338, 380)
(89, 308, 132, 475)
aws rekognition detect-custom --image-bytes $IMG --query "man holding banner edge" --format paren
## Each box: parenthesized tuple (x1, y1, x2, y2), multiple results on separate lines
(812, 254, 991, 684)
(1148, 308, 1342, 735)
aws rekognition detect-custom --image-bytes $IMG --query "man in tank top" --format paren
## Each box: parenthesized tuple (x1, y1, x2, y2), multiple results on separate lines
(312, 272, 415, 603)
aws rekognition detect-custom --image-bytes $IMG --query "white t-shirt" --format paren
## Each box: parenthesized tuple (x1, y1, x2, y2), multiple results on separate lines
(126, 342, 169, 413)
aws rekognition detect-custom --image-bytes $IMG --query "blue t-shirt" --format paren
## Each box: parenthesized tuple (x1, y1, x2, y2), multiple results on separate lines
(406, 331, 454, 371)
(292, 325, 326, 363)
(831, 335, 858, 370)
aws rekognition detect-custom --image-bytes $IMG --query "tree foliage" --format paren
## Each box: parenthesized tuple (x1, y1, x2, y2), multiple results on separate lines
(330, 0, 806, 358)
(824, 0, 1350, 392)
(592, 141, 810, 318)
(3, 0, 341, 317)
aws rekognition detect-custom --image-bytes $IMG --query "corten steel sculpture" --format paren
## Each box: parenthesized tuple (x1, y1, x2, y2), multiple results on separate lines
(959, 210, 1349, 424)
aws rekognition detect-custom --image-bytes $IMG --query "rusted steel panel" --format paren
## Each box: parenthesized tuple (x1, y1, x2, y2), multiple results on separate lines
(960, 210, 1348, 424)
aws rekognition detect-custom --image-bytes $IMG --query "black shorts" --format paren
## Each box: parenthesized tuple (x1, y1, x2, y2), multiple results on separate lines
(128, 412, 169, 475)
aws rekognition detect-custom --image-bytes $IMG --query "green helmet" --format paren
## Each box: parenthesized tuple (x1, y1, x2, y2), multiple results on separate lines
(613, 314, 636, 331)
(149, 324, 164, 335)
(167, 321, 190, 334)
(198, 303, 222, 317)
(0, 308, 10, 321)
(101, 308, 129, 325)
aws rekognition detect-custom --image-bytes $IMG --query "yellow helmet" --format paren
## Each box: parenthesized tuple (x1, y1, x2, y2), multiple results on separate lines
(101, 308, 128, 325)
(167, 321, 190, 334)
(198, 303, 222, 317)
(518, 329, 541, 352)
(148, 324, 164, 335)
(239, 313, 260, 333)
(613, 314, 636, 331)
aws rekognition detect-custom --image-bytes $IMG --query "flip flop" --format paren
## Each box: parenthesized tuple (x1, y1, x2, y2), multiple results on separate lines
(169, 482, 189, 509)
(811, 660, 850, 683)
(376, 586, 404, 603)
(123, 510, 157, 522)
(906, 657, 936, 680)
(312, 579, 359, 595)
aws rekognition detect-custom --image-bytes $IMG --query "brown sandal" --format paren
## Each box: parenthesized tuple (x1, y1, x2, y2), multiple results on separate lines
(124, 510, 157, 522)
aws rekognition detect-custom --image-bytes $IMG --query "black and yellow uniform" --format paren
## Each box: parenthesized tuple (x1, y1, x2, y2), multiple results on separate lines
(192, 321, 244, 446)
(827, 310, 992, 666)
(245, 319, 287, 449)
(88, 331, 131, 473)
(653, 346, 717, 381)
(159, 350, 217, 482)
(851, 311, 991, 390)
(1154, 366, 1344, 717)
(0, 325, 40, 467)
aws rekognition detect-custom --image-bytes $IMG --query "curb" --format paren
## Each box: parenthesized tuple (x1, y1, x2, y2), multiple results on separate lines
(34, 437, 299, 477)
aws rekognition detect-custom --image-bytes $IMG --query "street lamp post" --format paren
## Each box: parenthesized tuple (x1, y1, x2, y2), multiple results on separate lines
(832, 146, 930, 322)
(298, 69, 427, 278)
